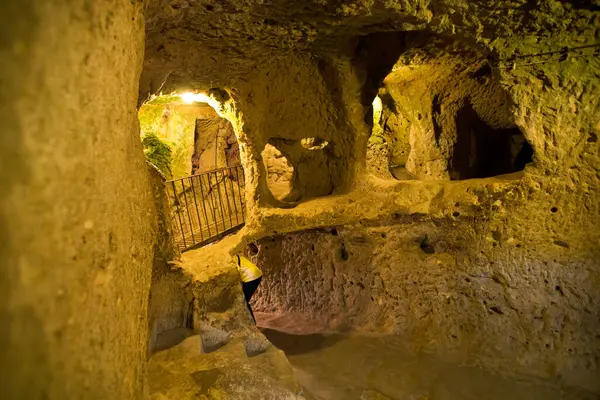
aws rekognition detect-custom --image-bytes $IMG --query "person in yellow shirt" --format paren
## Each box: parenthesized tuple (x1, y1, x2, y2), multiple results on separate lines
(235, 243, 263, 323)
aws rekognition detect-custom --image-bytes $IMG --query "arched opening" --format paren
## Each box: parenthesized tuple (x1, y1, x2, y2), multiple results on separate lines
(261, 137, 335, 204)
(138, 93, 240, 179)
(367, 93, 416, 180)
(261, 143, 294, 201)
(369, 32, 534, 181)
(139, 92, 246, 251)
(451, 101, 533, 179)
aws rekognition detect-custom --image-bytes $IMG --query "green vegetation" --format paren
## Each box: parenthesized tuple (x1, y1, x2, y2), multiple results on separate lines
(142, 133, 173, 177)
(146, 94, 181, 105)
(138, 104, 164, 136)
(138, 96, 200, 178)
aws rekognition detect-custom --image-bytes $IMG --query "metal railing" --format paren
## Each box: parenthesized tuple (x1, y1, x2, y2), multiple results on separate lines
(166, 165, 246, 251)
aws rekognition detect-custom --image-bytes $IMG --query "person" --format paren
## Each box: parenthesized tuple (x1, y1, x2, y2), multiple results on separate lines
(235, 243, 262, 323)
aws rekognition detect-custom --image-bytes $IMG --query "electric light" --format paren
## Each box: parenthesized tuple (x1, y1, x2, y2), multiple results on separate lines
(179, 92, 221, 112)
(180, 92, 197, 104)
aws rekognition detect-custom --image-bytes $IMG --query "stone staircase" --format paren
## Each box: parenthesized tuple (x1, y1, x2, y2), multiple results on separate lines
(148, 334, 305, 399)
(147, 234, 307, 399)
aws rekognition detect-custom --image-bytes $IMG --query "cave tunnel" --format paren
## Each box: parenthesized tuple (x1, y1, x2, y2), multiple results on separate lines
(451, 101, 534, 179)
(369, 32, 538, 182)
(4, 1, 600, 399)
(138, 92, 241, 179)
(139, 92, 247, 253)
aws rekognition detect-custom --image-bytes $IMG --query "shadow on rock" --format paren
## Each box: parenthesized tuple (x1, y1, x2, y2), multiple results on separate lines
(260, 328, 343, 356)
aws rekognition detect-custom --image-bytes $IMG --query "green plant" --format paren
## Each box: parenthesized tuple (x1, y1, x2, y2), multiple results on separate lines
(142, 133, 173, 177)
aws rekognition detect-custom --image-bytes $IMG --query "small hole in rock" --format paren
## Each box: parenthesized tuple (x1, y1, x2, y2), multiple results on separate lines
(419, 235, 435, 254)
(449, 101, 533, 179)
(551, 207, 558, 213)
(205, 4, 214, 11)
(553, 240, 569, 248)
(489, 306, 504, 315)
(472, 63, 493, 79)
(381, 233, 387, 239)
(341, 245, 349, 261)
(452, 211, 460, 217)
(555, 285, 564, 296)
(331, 228, 338, 236)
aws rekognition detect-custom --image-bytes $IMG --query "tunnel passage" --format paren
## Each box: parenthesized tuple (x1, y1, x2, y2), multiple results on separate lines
(138, 93, 242, 178)
(451, 101, 533, 179)
(139, 92, 247, 252)
(370, 33, 534, 181)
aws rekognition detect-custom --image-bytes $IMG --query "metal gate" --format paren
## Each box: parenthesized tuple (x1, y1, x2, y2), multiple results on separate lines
(166, 165, 245, 251)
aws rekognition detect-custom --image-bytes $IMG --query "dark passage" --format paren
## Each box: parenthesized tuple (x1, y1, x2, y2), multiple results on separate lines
(450, 102, 533, 180)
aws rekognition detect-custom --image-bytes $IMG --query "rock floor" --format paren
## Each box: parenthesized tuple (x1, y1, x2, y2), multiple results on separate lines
(148, 333, 304, 400)
(257, 315, 594, 400)
(147, 313, 594, 399)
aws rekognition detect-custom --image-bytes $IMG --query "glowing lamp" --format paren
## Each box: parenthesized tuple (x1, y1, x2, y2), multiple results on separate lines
(181, 92, 197, 104)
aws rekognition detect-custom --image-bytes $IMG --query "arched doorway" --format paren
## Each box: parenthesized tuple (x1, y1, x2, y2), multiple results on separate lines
(138, 92, 246, 251)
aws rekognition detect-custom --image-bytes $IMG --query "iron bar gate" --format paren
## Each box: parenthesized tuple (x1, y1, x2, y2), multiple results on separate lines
(166, 165, 246, 251)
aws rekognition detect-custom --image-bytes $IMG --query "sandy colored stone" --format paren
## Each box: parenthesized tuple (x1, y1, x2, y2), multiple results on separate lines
(249, 197, 600, 392)
(261, 143, 294, 200)
(3, 0, 600, 398)
(148, 335, 305, 400)
(0, 1, 153, 398)
(192, 113, 240, 174)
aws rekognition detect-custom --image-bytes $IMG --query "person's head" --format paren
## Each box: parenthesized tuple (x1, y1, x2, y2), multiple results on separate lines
(247, 242, 259, 256)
